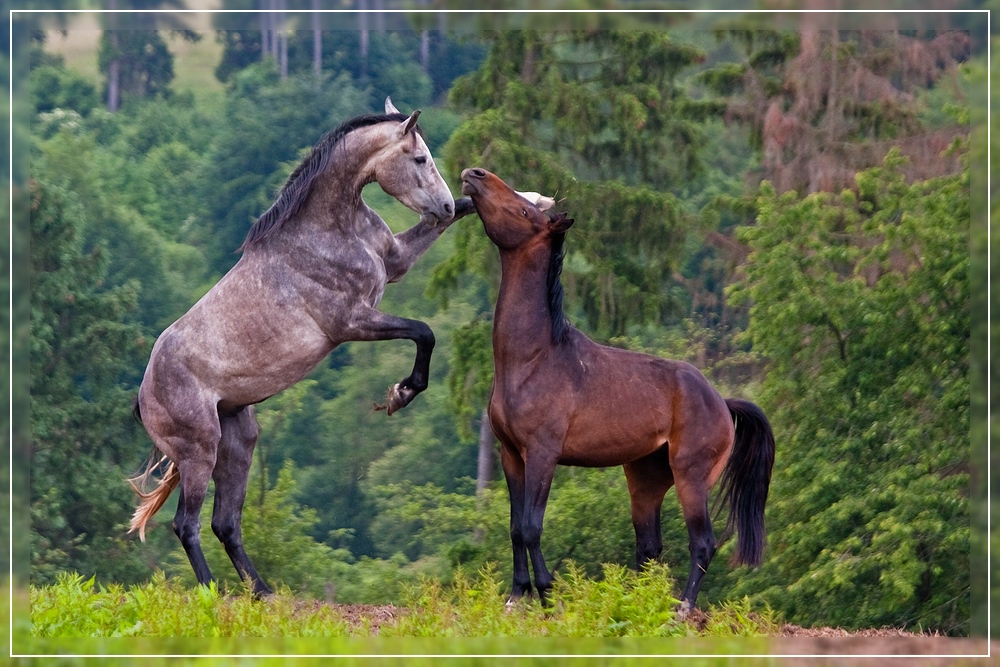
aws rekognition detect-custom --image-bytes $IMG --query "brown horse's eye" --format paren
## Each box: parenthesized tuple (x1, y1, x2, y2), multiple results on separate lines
(521, 208, 528, 217)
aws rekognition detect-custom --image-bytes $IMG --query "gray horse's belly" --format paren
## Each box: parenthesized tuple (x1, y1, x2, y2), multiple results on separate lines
(161, 303, 334, 409)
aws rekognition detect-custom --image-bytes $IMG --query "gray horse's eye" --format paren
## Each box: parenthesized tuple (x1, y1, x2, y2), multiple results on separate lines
(415, 155, 427, 165)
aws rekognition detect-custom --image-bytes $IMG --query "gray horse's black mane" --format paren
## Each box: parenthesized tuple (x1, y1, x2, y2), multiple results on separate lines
(547, 224, 570, 345)
(239, 112, 411, 251)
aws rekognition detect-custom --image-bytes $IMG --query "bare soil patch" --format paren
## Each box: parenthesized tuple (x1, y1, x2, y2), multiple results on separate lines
(322, 601, 991, 662)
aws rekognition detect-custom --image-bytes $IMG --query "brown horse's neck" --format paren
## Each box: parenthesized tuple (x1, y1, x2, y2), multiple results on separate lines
(494, 241, 561, 366)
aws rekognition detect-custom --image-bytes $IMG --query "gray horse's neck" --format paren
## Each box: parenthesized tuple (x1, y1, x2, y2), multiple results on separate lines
(296, 124, 392, 232)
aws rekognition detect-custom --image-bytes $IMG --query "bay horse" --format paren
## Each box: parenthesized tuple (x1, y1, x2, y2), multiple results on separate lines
(460, 167, 775, 614)
(127, 98, 474, 595)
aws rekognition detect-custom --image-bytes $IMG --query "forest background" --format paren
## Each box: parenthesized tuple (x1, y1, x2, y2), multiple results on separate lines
(7, 0, 991, 640)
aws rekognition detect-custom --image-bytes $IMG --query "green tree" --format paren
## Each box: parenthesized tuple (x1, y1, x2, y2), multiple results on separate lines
(29, 42, 100, 118)
(99, 1, 201, 111)
(29, 178, 152, 584)
(723, 148, 970, 634)
(439, 31, 714, 336)
(197, 62, 367, 273)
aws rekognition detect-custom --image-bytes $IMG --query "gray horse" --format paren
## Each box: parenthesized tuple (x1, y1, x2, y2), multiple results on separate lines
(129, 98, 474, 595)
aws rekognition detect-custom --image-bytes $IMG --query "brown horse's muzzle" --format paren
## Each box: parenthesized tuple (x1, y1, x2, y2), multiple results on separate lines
(461, 168, 488, 196)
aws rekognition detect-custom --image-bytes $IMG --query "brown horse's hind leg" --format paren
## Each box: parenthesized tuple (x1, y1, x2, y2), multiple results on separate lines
(674, 476, 717, 613)
(623, 447, 674, 568)
(211, 407, 272, 596)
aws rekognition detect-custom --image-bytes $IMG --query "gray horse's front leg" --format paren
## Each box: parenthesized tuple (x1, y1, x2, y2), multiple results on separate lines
(453, 196, 476, 220)
(347, 308, 436, 415)
(384, 198, 476, 282)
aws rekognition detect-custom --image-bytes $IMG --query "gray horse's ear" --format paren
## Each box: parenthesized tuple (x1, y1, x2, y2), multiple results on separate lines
(397, 109, 421, 138)
(385, 96, 401, 114)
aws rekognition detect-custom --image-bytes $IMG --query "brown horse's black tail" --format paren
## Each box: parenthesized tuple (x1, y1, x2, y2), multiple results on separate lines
(715, 398, 775, 567)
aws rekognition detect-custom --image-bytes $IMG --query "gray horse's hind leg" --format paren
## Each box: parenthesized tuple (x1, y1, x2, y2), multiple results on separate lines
(212, 407, 272, 596)
(173, 453, 218, 588)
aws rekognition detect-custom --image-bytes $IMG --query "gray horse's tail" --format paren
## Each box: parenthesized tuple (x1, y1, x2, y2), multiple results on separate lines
(127, 456, 179, 543)
(127, 397, 179, 542)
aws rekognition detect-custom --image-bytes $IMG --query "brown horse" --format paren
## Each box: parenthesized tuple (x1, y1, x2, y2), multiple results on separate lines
(460, 167, 775, 614)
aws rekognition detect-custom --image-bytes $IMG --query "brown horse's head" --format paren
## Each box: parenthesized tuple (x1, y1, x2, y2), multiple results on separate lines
(461, 168, 573, 251)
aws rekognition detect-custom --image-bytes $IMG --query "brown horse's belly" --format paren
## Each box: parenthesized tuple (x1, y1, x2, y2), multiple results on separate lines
(558, 425, 668, 467)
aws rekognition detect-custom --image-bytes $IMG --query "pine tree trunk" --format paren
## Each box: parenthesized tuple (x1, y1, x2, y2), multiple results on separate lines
(278, 0, 287, 80)
(312, 0, 322, 76)
(107, 52, 120, 112)
(106, 0, 119, 112)
(475, 407, 494, 496)
(420, 30, 429, 72)
(260, 0, 272, 58)
(359, 0, 368, 79)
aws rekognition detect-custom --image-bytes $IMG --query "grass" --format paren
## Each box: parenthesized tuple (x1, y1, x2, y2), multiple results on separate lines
(44, 24, 227, 115)
(27, 563, 779, 641)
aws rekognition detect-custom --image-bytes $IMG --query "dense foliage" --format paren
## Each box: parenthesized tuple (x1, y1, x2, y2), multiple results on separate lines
(24, 17, 978, 638)
(724, 149, 970, 633)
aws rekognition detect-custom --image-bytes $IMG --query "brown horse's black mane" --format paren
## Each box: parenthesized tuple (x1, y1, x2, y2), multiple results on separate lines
(239, 112, 411, 251)
(547, 230, 570, 345)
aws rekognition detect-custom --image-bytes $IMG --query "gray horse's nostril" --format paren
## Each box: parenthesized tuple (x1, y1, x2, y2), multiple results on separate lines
(444, 202, 454, 216)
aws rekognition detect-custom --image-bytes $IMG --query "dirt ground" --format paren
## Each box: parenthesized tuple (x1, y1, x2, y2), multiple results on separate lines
(327, 602, 992, 662)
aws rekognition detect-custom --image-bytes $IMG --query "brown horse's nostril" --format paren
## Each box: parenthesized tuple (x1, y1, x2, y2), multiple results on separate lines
(470, 168, 487, 178)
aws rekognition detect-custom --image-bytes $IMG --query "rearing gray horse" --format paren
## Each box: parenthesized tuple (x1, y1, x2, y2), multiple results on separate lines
(128, 98, 473, 595)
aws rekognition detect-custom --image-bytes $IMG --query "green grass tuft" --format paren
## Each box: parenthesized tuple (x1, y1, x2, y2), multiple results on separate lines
(385, 562, 777, 638)
(31, 572, 351, 638)
(30, 565, 779, 639)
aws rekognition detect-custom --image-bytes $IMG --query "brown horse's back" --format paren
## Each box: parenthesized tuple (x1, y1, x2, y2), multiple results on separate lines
(490, 327, 733, 471)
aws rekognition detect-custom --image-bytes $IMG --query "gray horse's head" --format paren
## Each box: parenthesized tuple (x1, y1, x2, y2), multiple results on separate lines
(372, 97, 455, 223)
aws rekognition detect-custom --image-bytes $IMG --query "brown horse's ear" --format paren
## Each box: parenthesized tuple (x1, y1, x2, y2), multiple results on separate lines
(397, 109, 421, 138)
(548, 211, 574, 233)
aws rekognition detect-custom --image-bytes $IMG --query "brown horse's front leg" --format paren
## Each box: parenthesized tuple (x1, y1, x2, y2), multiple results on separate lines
(500, 443, 533, 604)
(521, 449, 559, 604)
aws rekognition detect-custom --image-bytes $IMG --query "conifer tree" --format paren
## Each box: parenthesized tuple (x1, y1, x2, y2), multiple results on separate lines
(433, 30, 716, 480)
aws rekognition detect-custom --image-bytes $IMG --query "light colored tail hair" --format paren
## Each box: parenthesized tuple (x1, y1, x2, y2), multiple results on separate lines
(126, 454, 179, 542)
